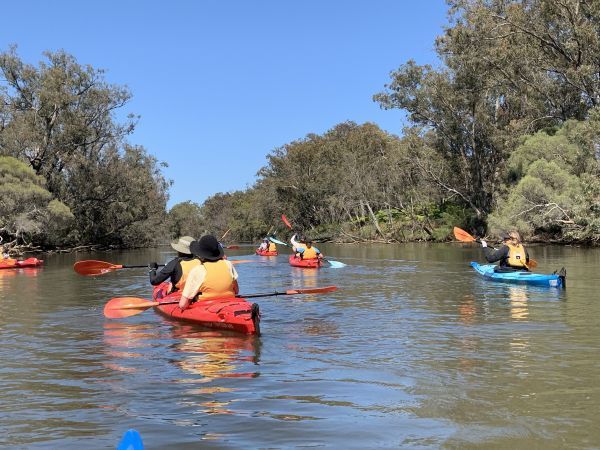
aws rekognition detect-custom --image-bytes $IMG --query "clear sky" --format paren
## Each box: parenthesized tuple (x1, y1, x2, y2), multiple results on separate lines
(1, 1, 448, 208)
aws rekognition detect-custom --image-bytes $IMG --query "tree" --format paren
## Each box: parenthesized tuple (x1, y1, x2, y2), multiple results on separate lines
(0, 156, 74, 247)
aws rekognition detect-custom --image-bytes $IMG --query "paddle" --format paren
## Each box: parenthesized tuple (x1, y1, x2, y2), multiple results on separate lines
(103, 285, 338, 319)
(453, 227, 537, 269)
(74, 259, 254, 276)
(277, 216, 346, 268)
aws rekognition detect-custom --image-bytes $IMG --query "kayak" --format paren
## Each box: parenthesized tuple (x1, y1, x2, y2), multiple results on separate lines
(152, 282, 260, 335)
(470, 262, 565, 288)
(117, 429, 144, 450)
(0, 257, 43, 270)
(288, 255, 323, 268)
(256, 249, 278, 256)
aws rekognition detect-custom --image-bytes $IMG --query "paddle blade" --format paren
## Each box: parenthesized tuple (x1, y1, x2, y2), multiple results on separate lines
(269, 236, 289, 246)
(281, 214, 293, 229)
(103, 297, 158, 319)
(285, 285, 337, 295)
(231, 259, 253, 264)
(325, 259, 346, 268)
(527, 259, 538, 269)
(225, 245, 240, 249)
(74, 260, 122, 276)
(453, 227, 476, 242)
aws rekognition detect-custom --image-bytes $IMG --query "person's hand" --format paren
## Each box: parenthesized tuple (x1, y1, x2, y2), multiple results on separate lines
(480, 240, 488, 248)
(148, 262, 159, 270)
(178, 298, 189, 311)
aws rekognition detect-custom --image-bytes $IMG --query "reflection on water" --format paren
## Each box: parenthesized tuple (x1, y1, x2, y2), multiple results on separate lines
(508, 286, 529, 321)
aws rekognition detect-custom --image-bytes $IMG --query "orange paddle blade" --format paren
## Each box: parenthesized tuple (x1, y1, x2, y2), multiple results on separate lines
(226, 245, 240, 249)
(527, 259, 538, 269)
(74, 260, 122, 276)
(285, 286, 337, 295)
(453, 227, 476, 242)
(281, 214, 292, 229)
(231, 259, 253, 264)
(103, 297, 159, 319)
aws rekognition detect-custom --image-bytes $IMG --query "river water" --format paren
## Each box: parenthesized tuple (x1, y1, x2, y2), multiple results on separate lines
(1, 243, 598, 449)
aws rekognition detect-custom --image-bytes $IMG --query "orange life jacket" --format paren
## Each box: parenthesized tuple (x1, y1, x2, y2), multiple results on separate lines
(268, 242, 277, 252)
(506, 242, 527, 268)
(302, 247, 318, 259)
(198, 260, 236, 299)
(175, 258, 201, 289)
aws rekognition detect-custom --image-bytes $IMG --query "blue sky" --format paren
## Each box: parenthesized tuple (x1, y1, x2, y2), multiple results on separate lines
(1, 1, 448, 208)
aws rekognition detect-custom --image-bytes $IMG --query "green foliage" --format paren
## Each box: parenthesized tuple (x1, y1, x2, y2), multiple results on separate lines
(168, 201, 204, 239)
(0, 48, 169, 249)
(0, 156, 74, 245)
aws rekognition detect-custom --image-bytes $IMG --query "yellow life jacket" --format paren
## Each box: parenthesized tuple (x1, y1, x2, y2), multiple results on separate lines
(506, 242, 527, 268)
(175, 258, 201, 289)
(268, 242, 277, 252)
(302, 247, 318, 259)
(198, 260, 236, 299)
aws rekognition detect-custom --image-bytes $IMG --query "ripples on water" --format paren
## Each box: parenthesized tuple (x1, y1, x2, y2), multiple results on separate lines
(0, 244, 599, 448)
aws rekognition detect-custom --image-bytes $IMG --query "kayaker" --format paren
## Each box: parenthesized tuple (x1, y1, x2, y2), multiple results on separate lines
(291, 233, 307, 257)
(0, 245, 8, 261)
(178, 234, 239, 311)
(481, 231, 530, 271)
(257, 238, 269, 252)
(300, 240, 322, 260)
(148, 235, 200, 292)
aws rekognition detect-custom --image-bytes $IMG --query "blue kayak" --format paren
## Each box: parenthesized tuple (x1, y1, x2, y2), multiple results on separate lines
(117, 429, 144, 450)
(470, 262, 565, 288)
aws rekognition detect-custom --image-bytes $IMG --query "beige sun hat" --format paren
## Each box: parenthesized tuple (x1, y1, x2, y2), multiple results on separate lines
(170, 236, 195, 254)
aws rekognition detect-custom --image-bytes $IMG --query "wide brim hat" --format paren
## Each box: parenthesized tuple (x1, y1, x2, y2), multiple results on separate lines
(171, 236, 195, 255)
(191, 235, 224, 261)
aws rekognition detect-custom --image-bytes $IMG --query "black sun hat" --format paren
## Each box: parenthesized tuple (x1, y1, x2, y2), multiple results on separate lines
(191, 235, 224, 261)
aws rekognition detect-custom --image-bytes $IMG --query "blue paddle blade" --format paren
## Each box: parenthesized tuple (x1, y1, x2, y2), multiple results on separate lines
(117, 429, 144, 450)
(326, 259, 346, 268)
(269, 237, 289, 246)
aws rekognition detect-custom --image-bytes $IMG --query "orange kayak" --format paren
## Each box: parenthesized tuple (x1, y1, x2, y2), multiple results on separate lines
(0, 257, 43, 270)
(256, 249, 278, 256)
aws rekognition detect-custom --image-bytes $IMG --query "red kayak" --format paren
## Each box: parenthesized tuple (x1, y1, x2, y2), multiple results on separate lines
(152, 283, 260, 335)
(256, 249, 278, 256)
(288, 255, 323, 268)
(0, 257, 43, 270)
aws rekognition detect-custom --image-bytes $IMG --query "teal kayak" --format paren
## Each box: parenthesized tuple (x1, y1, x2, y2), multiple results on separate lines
(117, 429, 144, 450)
(470, 262, 565, 288)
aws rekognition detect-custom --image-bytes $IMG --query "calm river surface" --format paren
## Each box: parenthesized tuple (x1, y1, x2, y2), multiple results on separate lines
(1, 243, 599, 449)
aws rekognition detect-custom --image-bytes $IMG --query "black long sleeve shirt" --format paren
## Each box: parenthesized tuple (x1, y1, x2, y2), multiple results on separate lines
(149, 256, 197, 289)
(483, 245, 529, 268)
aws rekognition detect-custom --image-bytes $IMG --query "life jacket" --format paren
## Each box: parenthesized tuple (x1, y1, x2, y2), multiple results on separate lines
(302, 247, 318, 259)
(175, 258, 201, 289)
(198, 260, 236, 299)
(506, 242, 527, 268)
(268, 242, 277, 252)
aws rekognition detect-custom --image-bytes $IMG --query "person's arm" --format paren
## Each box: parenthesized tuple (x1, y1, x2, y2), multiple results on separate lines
(227, 261, 240, 295)
(179, 265, 205, 310)
(483, 245, 508, 263)
(149, 259, 178, 285)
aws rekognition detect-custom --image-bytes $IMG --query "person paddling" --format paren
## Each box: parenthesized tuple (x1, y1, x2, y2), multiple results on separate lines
(481, 231, 530, 271)
(149, 235, 200, 292)
(300, 240, 323, 260)
(291, 233, 307, 257)
(178, 235, 240, 311)
(257, 238, 269, 252)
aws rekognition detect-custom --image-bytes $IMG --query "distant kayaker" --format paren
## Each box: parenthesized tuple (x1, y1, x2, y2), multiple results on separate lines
(0, 245, 8, 261)
(257, 238, 269, 252)
(481, 231, 530, 271)
(178, 234, 240, 311)
(149, 235, 200, 291)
